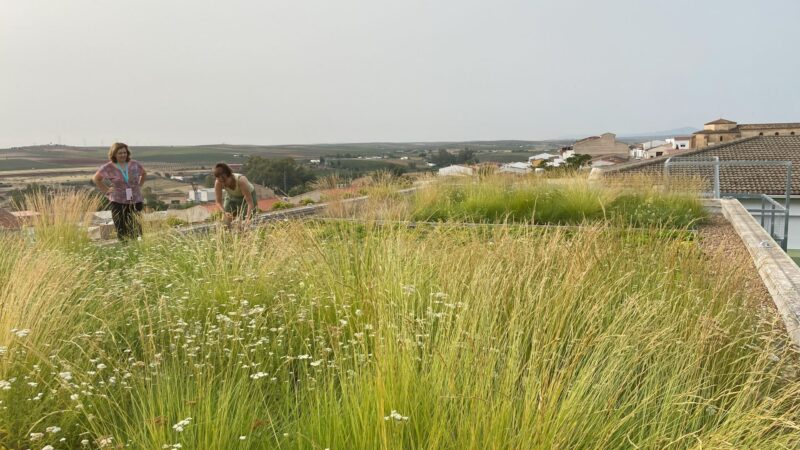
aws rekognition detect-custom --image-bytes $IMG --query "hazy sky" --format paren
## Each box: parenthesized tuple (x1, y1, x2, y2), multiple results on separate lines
(2, 0, 800, 147)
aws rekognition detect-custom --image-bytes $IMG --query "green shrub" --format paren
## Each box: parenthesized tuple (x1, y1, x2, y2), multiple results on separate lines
(165, 216, 188, 227)
(271, 201, 294, 211)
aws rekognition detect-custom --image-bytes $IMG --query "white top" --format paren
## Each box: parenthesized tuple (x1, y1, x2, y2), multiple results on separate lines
(224, 173, 255, 198)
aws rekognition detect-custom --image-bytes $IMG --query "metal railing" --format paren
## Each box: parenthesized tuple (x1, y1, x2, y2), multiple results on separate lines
(752, 194, 789, 250)
(663, 157, 792, 250)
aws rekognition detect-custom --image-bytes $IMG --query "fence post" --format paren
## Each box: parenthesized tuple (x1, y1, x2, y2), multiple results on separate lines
(771, 204, 776, 238)
(713, 157, 721, 199)
(785, 163, 792, 250)
(761, 195, 766, 227)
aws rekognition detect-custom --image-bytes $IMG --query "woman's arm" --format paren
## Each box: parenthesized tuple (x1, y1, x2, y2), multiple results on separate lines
(138, 165, 147, 186)
(214, 179, 225, 213)
(239, 176, 256, 219)
(93, 171, 109, 194)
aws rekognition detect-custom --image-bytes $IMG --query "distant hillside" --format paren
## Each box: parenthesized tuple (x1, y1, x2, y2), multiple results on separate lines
(0, 140, 571, 172)
(618, 127, 698, 139)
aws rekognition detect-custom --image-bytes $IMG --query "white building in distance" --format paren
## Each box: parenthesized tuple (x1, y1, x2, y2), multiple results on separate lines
(188, 188, 216, 202)
(437, 165, 474, 177)
(499, 162, 532, 174)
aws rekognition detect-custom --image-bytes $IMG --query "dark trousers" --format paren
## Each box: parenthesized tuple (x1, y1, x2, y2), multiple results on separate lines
(110, 202, 143, 241)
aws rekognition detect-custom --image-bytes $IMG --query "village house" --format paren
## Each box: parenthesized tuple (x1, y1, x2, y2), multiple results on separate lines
(158, 191, 188, 206)
(438, 165, 474, 177)
(666, 136, 692, 150)
(692, 119, 800, 148)
(499, 162, 532, 174)
(528, 152, 558, 167)
(188, 188, 216, 203)
(572, 133, 630, 156)
(591, 155, 629, 167)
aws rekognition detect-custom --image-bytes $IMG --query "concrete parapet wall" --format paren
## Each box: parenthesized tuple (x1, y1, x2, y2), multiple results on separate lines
(720, 199, 800, 347)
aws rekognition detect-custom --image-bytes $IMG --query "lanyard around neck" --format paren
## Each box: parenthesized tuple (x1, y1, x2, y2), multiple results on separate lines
(116, 162, 130, 184)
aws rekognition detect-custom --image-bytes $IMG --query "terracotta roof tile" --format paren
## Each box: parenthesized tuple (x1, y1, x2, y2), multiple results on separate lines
(738, 123, 800, 130)
(605, 136, 800, 195)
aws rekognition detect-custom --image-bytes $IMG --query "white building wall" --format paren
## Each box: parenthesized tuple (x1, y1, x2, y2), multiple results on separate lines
(189, 189, 216, 202)
(666, 138, 692, 149)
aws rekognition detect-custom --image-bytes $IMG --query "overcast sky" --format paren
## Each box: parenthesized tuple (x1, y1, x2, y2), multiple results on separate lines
(2, 0, 799, 147)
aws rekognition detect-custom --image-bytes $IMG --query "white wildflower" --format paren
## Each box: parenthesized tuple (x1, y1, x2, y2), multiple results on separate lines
(296, 354, 311, 360)
(239, 435, 247, 440)
(42, 445, 54, 450)
(401, 285, 415, 295)
(0, 380, 11, 390)
(46, 426, 61, 434)
(384, 410, 409, 422)
(250, 372, 268, 380)
(58, 372, 73, 381)
(310, 360, 323, 367)
(11, 328, 30, 338)
(30, 432, 44, 441)
(172, 417, 192, 432)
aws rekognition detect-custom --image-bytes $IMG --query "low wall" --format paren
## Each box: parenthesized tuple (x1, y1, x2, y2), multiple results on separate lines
(720, 199, 800, 347)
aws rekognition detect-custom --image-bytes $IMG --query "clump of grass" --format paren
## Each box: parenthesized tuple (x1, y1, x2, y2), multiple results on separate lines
(22, 189, 101, 250)
(271, 200, 294, 211)
(608, 192, 708, 228)
(407, 175, 707, 228)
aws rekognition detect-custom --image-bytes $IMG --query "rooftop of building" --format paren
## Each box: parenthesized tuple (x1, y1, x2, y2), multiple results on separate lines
(705, 118, 737, 125)
(602, 135, 800, 195)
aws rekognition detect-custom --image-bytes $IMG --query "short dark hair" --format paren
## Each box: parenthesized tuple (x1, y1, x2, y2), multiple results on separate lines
(213, 163, 233, 178)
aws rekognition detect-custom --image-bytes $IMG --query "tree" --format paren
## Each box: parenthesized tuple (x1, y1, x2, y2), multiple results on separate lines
(242, 156, 316, 196)
(428, 148, 477, 166)
(543, 154, 592, 172)
(563, 154, 592, 170)
(388, 165, 407, 177)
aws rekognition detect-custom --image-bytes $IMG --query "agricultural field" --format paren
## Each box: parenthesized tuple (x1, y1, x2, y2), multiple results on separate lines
(1, 177, 799, 449)
(0, 159, 65, 171)
(1, 140, 570, 173)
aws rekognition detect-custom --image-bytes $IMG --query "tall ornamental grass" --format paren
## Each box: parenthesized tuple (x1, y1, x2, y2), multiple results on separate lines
(407, 175, 707, 228)
(1, 214, 798, 448)
(21, 189, 102, 250)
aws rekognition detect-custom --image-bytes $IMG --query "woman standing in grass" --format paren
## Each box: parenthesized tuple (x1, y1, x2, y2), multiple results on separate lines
(213, 162, 258, 222)
(93, 142, 147, 241)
